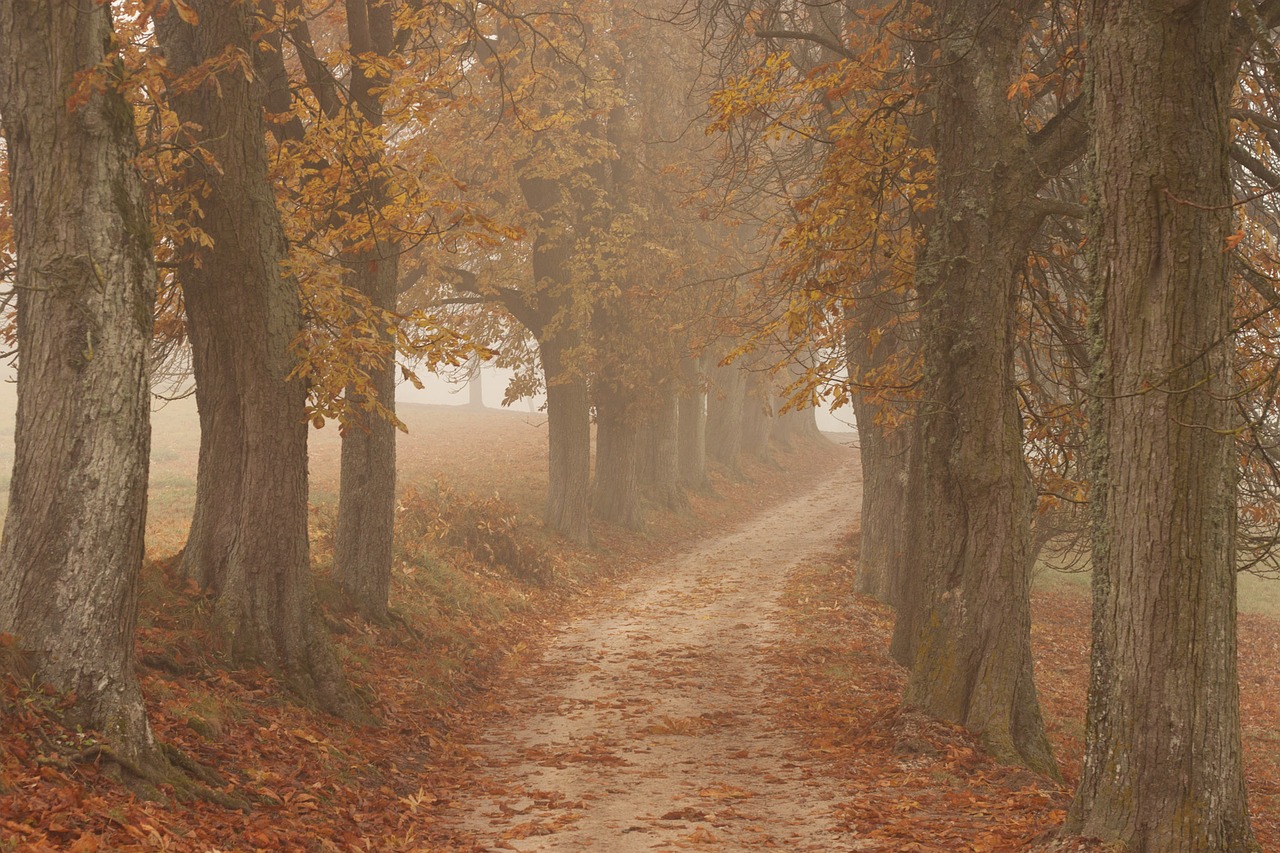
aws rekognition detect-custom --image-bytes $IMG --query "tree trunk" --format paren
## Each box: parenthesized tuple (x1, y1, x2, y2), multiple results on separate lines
(541, 339, 593, 543)
(896, 0, 1057, 778)
(707, 362, 746, 472)
(333, 0, 400, 623)
(467, 355, 486, 408)
(847, 288, 910, 603)
(157, 2, 358, 717)
(334, 252, 398, 623)
(515, 169, 594, 544)
(0, 0, 157, 766)
(1063, 3, 1255, 849)
(638, 382, 687, 511)
(741, 372, 775, 462)
(677, 355, 711, 490)
(774, 406, 818, 450)
(593, 386, 645, 530)
(182, 300, 243, 592)
(851, 401, 909, 604)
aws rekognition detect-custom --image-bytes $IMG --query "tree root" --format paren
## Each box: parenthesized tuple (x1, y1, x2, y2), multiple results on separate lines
(139, 652, 198, 677)
(385, 608, 424, 642)
(66, 742, 250, 811)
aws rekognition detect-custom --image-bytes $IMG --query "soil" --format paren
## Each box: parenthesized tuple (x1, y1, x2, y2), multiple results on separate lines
(443, 458, 868, 852)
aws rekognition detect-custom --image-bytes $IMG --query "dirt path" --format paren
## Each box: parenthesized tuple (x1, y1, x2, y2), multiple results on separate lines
(444, 458, 865, 852)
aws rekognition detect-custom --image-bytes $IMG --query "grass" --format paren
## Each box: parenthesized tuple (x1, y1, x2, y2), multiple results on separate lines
(1034, 553, 1280, 618)
(0, 384, 560, 558)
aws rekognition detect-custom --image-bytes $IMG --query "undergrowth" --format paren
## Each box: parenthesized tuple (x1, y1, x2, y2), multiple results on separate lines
(395, 481, 558, 586)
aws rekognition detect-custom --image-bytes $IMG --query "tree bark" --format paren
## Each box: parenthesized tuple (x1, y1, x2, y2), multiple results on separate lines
(706, 362, 746, 472)
(741, 371, 775, 462)
(514, 170, 594, 544)
(334, 251, 398, 623)
(332, 0, 401, 622)
(677, 355, 711, 490)
(897, 0, 1057, 778)
(1063, 2, 1255, 849)
(333, 0, 400, 623)
(593, 387, 644, 530)
(851, 401, 909, 604)
(541, 339, 593, 543)
(638, 382, 687, 511)
(157, 2, 358, 717)
(0, 0, 157, 766)
(847, 290, 910, 603)
(467, 355, 486, 408)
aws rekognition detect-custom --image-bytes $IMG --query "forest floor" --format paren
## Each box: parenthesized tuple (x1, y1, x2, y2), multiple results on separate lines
(0, 402, 1276, 851)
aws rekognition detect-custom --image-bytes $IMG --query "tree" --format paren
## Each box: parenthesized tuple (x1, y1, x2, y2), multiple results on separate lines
(430, 1, 730, 541)
(331, 0, 402, 624)
(156, 1, 358, 716)
(892, 0, 1087, 777)
(677, 353, 712, 490)
(1063, 1, 1257, 847)
(847, 295, 911, 604)
(247, 0, 485, 620)
(0, 0, 158, 770)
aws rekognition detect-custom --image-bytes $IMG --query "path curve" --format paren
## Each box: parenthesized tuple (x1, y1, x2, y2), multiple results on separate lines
(446, 457, 863, 852)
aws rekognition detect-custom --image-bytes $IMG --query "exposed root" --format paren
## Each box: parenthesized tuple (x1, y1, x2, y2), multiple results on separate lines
(386, 608, 424, 642)
(63, 742, 250, 811)
(139, 652, 198, 676)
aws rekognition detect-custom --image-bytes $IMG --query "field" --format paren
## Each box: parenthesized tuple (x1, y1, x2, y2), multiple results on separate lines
(143, 397, 561, 559)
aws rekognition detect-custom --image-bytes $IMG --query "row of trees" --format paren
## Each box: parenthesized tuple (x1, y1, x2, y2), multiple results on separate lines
(0, 0, 819, 786)
(699, 0, 1279, 849)
(13, 1, 1260, 849)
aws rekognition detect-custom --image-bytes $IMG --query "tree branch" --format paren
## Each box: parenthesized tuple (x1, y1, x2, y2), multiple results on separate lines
(1232, 141, 1280, 190)
(754, 29, 855, 61)
(1029, 94, 1089, 181)
(1238, 256, 1280, 310)
(1028, 197, 1087, 222)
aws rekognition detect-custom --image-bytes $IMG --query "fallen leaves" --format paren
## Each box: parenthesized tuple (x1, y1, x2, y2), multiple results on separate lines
(0, 408, 845, 851)
(771, 555, 1280, 852)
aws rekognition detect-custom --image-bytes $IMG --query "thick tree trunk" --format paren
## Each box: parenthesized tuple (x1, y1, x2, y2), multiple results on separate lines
(516, 170, 594, 544)
(593, 386, 644, 530)
(677, 356, 711, 490)
(541, 340, 593, 544)
(334, 252, 398, 623)
(158, 2, 357, 717)
(638, 383, 687, 511)
(0, 0, 157, 766)
(897, 0, 1057, 777)
(1063, 3, 1255, 849)
(707, 362, 746, 472)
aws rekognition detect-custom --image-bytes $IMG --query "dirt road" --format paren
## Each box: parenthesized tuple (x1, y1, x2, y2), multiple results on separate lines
(444, 457, 866, 851)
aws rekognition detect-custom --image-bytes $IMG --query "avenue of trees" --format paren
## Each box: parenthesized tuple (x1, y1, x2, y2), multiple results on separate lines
(0, 0, 1278, 849)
